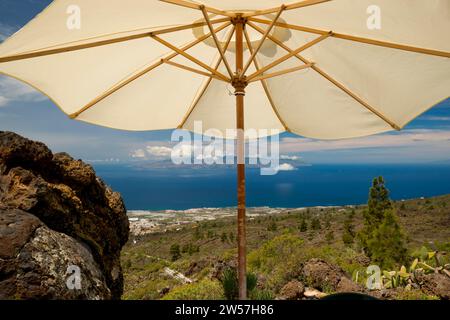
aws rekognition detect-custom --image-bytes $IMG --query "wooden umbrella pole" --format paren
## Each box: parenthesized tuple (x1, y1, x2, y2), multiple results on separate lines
(233, 15, 248, 300)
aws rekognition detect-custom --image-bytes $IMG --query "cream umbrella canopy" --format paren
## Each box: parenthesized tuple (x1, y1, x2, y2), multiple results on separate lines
(0, 0, 449, 299)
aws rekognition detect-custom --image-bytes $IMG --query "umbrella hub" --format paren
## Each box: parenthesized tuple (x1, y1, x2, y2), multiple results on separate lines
(230, 16, 248, 26)
(232, 75, 248, 96)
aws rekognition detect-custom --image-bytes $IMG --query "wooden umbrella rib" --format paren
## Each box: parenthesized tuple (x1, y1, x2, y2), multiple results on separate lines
(247, 21, 401, 130)
(243, 28, 291, 132)
(178, 26, 236, 129)
(248, 17, 450, 58)
(0, 18, 229, 63)
(248, 63, 314, 82)
(160, 0, 236, 18)
(69, 22, 231, 119)
(246, 32, 332, 81)
(152, 17, 229, 35)
(241, 5, 286, 76)
(164, 60, 225, 81)
(151, 34, 231, 82)
(200, 6, 234, 77)
(243, 0, 332, 18)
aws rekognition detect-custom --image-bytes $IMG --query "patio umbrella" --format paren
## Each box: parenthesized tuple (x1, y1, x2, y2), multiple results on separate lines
(0, 0, 449, 299)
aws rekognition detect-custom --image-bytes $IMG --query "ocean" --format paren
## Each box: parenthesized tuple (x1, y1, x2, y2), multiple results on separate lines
(93, 164, 450, 211)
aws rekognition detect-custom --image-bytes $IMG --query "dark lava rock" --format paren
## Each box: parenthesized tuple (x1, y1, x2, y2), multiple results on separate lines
(276, 280, 305, 300)
(302, 258, 364, 293)
(416, 272, 450, 300)
(0, 132, 129, 299)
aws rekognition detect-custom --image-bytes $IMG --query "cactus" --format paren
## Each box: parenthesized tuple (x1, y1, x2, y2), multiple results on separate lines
(380, 248, 449, 290)
(410, 258, 419, 272)
(352, 270, 360, 284)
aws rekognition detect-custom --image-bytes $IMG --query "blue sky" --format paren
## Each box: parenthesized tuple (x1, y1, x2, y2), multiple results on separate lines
(0, 0, 449, 165)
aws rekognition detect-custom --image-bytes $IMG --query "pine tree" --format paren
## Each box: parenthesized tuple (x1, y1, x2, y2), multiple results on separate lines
(367, 210, 408, 269)
(299, 219, 308, 232)
(358, 176, 392, 252)
(170, 244, 181, 261)
(366, 176, 392, 230)
(342, 210, 356, 246)
(311, 217, 321, 230)
(357, 177, 408, 268)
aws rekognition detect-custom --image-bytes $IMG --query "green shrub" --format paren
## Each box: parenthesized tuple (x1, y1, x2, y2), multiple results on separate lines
(170, 244, 181, 261)
(250, 289, 274, 300)
(162, 279, 223, 300)
(122, 259, 132, 270)
(325, 230, 334, 244)
(222, 268, 238, 300)
(247, 272, 258, 293)
(193, 227, 203, 240)
(248, 234, 304, 291)
(221, 268, 258, 300)
(221, 232, 228, 243)
(188, 244, 200, 255)
(311, 218, 321, 230)
(299, 219, 307, 232)
(394, 290, 439, 300)
(267, 221, 277, 231)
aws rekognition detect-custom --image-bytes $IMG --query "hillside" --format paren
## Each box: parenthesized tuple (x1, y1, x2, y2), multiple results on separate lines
(121, 194, 450, 300)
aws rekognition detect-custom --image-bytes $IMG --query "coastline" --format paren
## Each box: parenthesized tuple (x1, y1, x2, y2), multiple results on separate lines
(127, 204, 356, 237)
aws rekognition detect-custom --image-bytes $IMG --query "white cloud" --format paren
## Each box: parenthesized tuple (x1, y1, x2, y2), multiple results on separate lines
(280, 129, 450, 153)
(131, 149, 146, 159)
(0, 96, 9, 107)
(146, 146, 172, 157)
(86, 158, 120, 163)
(0, 76, 46, 107)
(277, 163, 297, 171)
(280, 155, 301, 161)
(422, 116, 450, 121)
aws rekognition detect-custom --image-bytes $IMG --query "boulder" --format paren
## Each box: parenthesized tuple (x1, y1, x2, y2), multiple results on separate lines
(416, 272, 450, 300)
(0, 132, 129, 299)
(0, 209, 110, 299)
(276, 280, 305, 300)
(302, 258, 363, 293)
(336, 276, 365, 293)
(302, 258, 343, 291)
